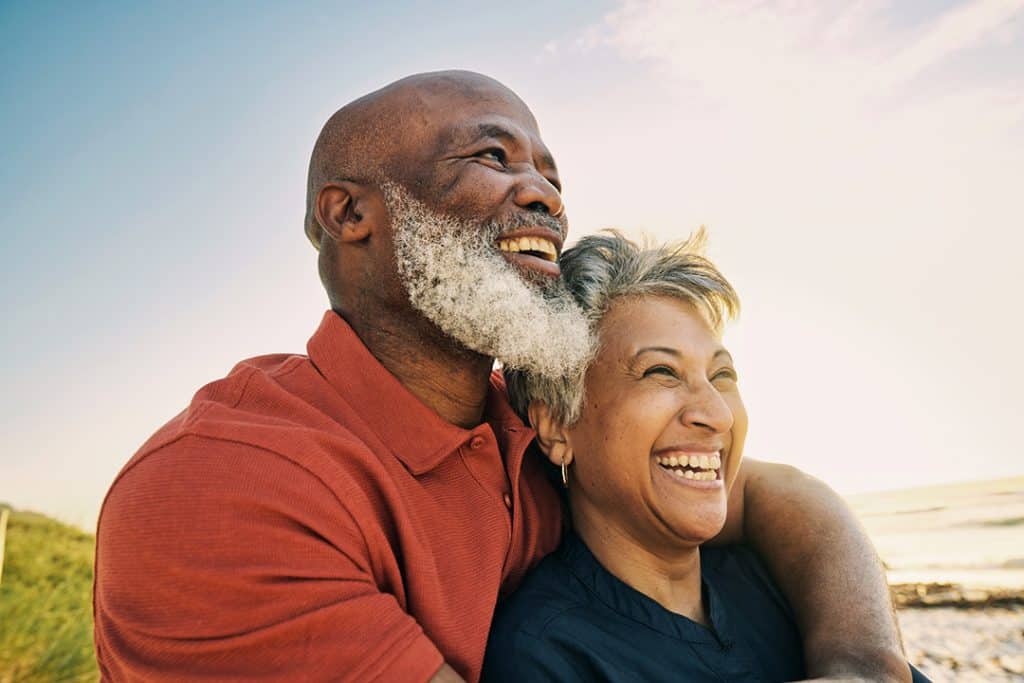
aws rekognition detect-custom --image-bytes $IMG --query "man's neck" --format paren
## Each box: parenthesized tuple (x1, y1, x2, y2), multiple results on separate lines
(341, 309, 494, 429)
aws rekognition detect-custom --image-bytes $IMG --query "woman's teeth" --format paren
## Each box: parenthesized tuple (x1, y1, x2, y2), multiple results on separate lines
(655, 453, 721, 481)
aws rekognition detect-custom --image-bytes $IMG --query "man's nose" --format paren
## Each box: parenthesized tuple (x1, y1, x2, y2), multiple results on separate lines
(680, 383, 734, 434)
(512, 170, 564, 218)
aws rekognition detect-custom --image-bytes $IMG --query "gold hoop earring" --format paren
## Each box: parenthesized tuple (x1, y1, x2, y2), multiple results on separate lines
(560, 456, 569, 489)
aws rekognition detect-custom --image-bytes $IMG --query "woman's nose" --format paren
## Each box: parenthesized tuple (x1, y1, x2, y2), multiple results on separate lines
(680, 384, 734, 434)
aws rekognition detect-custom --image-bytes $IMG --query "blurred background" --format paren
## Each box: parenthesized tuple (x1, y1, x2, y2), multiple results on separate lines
(2, 1, 1022, 680)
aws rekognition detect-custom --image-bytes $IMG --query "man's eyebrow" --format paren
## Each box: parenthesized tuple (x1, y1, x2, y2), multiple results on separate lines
(471, 124, 558, 169)
(474, 123, 518, 145)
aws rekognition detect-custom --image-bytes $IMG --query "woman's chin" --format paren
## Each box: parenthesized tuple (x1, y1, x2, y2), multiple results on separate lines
(669, 512, 727, 546)
(650, 460, 729, 543)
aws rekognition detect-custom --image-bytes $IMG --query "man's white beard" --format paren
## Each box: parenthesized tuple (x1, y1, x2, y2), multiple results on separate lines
(385, 181, 593, 381)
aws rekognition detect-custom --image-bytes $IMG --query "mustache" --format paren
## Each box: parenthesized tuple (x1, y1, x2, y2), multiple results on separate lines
(484, 210, 567, 242)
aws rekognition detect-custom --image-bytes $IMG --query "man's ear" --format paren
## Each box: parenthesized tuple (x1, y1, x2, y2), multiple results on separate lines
(315, 181, 379, 244)
(527, 402, 573, 468)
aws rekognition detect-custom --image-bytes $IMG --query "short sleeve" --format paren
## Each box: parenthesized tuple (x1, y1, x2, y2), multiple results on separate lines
(94, 436, 444, 682)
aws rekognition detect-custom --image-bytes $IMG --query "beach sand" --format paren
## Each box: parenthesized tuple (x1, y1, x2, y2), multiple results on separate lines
(891, 584, 1024, 681)
(899, 604, 1023, 682)
(848, 479, 1024, 681)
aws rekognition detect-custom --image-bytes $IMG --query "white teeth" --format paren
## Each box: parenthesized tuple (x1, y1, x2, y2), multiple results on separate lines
(656, 452, 723, 481)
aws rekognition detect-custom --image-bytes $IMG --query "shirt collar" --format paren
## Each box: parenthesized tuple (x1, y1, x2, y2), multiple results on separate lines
(558, 531, 732, 646)
(306, 310, 533, 475)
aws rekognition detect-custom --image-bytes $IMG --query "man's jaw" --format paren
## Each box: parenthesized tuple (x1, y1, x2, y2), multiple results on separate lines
(385, 179, 591, 379)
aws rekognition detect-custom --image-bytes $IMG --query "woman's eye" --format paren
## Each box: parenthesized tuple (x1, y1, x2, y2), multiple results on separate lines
(643, 365, 676, 378)
(711, 368, 738, 383)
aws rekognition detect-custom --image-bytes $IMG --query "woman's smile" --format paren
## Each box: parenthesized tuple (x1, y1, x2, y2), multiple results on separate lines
(652, 451, 724, 485)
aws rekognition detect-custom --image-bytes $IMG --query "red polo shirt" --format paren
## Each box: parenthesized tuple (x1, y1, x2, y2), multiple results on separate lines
(93, 311, 562, 682)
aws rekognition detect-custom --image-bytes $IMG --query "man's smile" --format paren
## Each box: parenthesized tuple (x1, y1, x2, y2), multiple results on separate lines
(497, 235, 558, 262)
(496, 228, 562, 277)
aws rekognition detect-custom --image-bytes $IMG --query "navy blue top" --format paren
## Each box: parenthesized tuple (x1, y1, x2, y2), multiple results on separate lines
(483, 533, 806, 682)
(485, 533, 931, 682)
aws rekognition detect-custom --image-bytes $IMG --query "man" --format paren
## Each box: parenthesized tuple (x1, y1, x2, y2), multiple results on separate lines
(94, 71, 910, 682)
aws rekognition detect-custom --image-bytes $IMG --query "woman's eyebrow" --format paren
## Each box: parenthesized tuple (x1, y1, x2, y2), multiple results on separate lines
(634, 347, 735, 365)
(634, 346, 681, 358)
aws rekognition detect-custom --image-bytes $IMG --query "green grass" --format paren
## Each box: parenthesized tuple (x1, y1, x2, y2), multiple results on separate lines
(0, 505, 98, 683)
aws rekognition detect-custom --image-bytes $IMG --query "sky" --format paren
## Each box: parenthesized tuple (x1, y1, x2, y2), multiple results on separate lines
(2, 0, 1022, 529)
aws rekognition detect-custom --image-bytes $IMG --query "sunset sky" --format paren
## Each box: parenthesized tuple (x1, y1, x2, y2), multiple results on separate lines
(3, 0, 1023, 528)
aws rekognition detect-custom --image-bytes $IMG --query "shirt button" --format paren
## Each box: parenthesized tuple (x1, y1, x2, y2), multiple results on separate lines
(469, 436, 485, 450)
(502, 493, 513, 509)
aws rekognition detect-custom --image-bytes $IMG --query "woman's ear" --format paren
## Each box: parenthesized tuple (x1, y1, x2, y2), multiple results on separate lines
(527, 402, 573, 468)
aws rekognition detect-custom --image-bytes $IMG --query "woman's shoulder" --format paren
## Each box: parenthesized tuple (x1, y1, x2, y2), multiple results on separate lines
(492, 551, 592, 640)
(484, 552, 600, 682)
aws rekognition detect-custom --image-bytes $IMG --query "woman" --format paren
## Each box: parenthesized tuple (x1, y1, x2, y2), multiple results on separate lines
(484, 230, 844, 682)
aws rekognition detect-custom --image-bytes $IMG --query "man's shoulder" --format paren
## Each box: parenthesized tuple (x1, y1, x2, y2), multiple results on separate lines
(118, 350, 382, 499)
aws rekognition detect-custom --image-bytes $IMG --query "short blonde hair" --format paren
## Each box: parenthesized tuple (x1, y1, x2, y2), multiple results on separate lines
(505, 228, 739, 425)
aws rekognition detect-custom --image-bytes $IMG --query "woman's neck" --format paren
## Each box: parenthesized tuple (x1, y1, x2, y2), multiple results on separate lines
(572, 505, 707, 625)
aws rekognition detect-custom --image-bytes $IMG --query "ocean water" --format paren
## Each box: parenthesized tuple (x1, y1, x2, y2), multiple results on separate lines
(847, 477, 1024, 589)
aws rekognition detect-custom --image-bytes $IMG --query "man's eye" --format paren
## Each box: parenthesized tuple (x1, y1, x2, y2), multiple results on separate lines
(643, 365, 676, 378)
(478, 148, 507, 165)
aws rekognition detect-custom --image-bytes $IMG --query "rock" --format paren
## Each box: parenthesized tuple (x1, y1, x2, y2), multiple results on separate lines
(999, 654, 1024, 674)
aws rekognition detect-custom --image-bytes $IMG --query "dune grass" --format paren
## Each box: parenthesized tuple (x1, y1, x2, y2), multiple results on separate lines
(0, 505, 98, 682)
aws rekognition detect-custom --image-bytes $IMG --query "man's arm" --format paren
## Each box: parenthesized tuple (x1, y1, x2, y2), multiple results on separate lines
(94, 437, 447, 681)
(713, 459, 911, 683)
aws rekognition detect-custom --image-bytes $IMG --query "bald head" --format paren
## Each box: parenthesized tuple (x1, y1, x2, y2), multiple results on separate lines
(304, 71, 534, 250)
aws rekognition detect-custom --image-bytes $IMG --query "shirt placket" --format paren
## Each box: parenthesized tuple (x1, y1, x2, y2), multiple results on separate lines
(460, 425, 514, 543)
